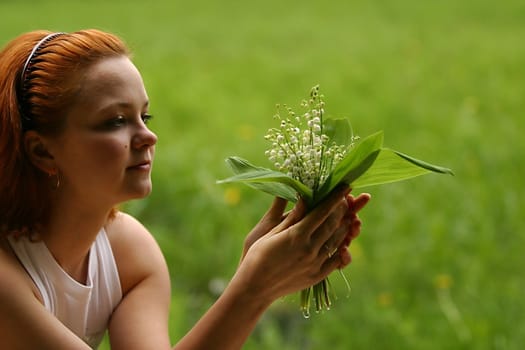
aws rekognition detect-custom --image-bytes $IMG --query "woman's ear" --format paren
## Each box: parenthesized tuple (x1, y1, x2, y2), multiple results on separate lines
(24, 131, 56, 174)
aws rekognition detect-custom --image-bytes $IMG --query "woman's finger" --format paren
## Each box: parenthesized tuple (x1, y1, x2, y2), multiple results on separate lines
(347, 193, 371, 213)
(315, 214, 351, 257)
(241, 197, 288, 261)
(269, 197, 306, 235)
(262, 197, 289, 227)
(320, 248, 348, 277)
(293, 185, 350, 238)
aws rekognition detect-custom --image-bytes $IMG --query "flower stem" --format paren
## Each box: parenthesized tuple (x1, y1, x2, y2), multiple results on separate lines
(300, 276, 334, 318)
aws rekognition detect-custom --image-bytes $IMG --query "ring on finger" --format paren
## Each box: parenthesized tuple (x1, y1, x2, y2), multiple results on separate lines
(324, 244, 338, 258)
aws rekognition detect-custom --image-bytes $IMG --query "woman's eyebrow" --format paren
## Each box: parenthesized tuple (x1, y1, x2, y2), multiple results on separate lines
(97, 100, 150, 113)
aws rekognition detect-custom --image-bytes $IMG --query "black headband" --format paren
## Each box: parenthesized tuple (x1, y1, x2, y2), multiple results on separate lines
(20, 32, 66, 87)
(18, 32, 66, 131)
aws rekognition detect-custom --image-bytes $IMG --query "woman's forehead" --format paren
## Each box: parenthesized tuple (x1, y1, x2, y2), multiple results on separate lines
(81, 56, 142, 91)
(73, 56, 148, 110)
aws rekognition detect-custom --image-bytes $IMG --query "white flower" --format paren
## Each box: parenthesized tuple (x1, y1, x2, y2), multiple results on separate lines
(264, 85, 357, 192)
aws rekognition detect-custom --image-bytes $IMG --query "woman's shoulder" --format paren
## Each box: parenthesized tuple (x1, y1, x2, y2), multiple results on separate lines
(105, 211, 149, 234)
(104, 211, 168, 295)
(104, 211, 160, 252)
(0, 236, 43, 308)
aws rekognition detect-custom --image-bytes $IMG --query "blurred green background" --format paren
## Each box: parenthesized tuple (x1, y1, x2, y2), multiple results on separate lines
(1, 0, 523, 349)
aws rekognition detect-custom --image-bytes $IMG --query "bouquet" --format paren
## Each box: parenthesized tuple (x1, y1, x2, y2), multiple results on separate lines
(218, 85, 453, 317)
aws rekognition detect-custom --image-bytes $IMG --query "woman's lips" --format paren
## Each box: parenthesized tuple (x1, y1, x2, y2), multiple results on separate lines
(127, 161, 151, 171)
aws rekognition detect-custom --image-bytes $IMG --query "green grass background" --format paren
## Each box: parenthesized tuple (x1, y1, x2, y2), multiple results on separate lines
(1, 0, 523, 348)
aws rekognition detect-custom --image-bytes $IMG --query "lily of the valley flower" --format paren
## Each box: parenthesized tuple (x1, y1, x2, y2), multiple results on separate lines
(264, 85, 356, 193)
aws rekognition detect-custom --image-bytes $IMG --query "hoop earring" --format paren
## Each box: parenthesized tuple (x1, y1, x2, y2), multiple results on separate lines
(49, 169, 60, 189)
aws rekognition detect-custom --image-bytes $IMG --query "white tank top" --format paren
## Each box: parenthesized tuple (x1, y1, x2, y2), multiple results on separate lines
(7, 229, 122, 349)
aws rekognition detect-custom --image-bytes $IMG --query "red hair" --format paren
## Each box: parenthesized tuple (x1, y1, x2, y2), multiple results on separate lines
(0, 29, 129, 236)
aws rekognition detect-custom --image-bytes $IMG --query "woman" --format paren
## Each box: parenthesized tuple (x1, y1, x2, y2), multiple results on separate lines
(0, 29, 370, 349)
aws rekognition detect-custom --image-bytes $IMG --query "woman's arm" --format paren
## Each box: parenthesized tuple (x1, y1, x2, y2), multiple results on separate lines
(105, 213, 173, 350)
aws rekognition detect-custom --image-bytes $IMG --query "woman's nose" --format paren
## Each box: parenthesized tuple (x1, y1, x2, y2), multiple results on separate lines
(132, 123, 158, 149)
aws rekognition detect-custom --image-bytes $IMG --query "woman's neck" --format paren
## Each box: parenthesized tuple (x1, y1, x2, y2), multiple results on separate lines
(41, 199, 113, 284)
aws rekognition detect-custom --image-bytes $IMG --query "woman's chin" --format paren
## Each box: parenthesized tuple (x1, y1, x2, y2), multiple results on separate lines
(124, 182, 153, 201)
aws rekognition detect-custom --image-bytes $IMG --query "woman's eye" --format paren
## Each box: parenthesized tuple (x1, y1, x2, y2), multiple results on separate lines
(103, 116, 126, 129)
(99, 114, 152, 130)
(142, 113, 153, 124)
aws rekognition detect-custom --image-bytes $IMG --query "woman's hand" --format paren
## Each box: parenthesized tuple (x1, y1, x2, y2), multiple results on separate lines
(233, 186, 371, 305)
(241, 189, 371, 264)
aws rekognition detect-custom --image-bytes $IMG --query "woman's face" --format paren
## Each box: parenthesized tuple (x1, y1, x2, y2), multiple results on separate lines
(46, 55, 158, 208)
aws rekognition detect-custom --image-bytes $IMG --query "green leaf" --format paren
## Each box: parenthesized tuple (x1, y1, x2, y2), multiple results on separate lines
(221, 156, 268, 175)
(243, 181, 299, 203)
(392, 150, 454, 175)
(323, 118, 354, 147)
(314, 131, 383, 204)
(351, 148, 454, 188)
(217, 157, 313, 202)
